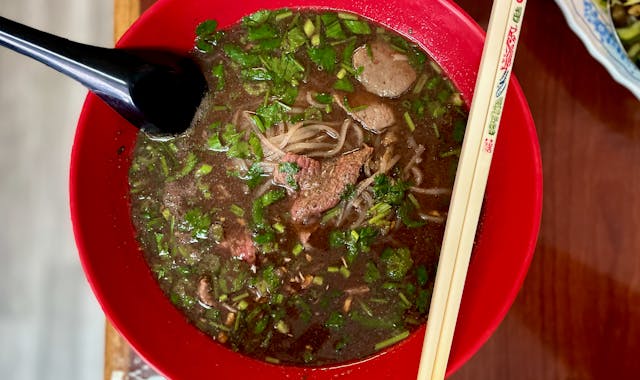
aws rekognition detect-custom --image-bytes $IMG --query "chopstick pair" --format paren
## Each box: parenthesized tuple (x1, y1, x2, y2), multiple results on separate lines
(417, 1, 528, 379)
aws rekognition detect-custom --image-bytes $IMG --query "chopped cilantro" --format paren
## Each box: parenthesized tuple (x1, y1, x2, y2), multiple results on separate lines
(334, 77, 354, 92)
(372, 174, 409, 206)
(380, 247, 413, 281)
(314, 92, 333, 104)
(244, 163, 264, 189)
(329, 226, 378, 264)
(256, 101, 290, 128)
(195, 20, 224, 52)
(243, 10, 271, 26)
(248, 133, 263, 160)
(325, 311, 345, 329)
(223, 44, 261, 68)
(181, 208, 211, 240)
(342, 19, 371, 35)
(285, 27, 307, 53)
(278, 161, 300, 188)
(247, 23, 279, 41)
(308, 45, 337, 72)
(211, 63, 225, 91)
(340, 183, 356, 201)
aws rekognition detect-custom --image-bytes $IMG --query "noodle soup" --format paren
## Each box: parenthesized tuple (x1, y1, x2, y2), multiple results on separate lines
(129, 9, 467, 365)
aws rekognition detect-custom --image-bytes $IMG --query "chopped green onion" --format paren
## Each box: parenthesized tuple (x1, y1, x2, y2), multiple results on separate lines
(292, 243, 304, 256)
(440, 147, 462, 158)
(159, 156, 169, 177)
(339, 266, 351, 278)
(273, 222, 286, 234)
(327, 266, 340, 273)
(195, 164, 213, 177)
(337, 12, 358, 20)
(265, 356, 281, 364)
(275, 320, 290, 334)
(336, 67, 347, 79)
(230, 204, 244, 217)
(403, 111, 416, 132)
(320, 206, 341, 224)
(413, 73, 428, 94)
(357, 299, 373, 317)
(232, 292, 250, 302)
(311, 33, 321, 46)
(398, 292, 411, 307)
(303, 18, 315, 37)
(312, 276, 324, 286)
(334, 77, 354, 92)
(407, 193, 420, 210)
(207, 134, 227, 152)
(342, 20, 371, 35)
(374, 331, 410, 351)
(275, 10, 293, 21)
(431, 122, 441, 139)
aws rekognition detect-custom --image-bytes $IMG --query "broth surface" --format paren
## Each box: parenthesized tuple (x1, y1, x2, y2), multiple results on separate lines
(129, 9, 467, 366)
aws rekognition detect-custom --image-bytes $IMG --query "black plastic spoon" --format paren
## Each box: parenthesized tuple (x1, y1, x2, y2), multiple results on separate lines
(0, 16, 208, 136)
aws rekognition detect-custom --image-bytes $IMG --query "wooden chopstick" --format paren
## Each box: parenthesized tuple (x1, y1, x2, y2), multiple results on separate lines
(417, 1, 528, 379)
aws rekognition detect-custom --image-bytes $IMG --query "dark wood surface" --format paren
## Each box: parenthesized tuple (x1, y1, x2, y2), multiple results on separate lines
(107, 1, 640, 379)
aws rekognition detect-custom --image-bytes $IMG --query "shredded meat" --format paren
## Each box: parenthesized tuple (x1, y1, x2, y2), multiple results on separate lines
(273, 152, 321, 189)
(219, 227, 256, 264)
(290, 146, 373, 223)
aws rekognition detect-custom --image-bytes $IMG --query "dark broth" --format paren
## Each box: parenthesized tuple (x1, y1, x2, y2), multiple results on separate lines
(129, 9, 467, 366)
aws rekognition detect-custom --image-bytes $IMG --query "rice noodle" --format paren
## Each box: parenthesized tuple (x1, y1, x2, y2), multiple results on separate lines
(409, 187, 452, 196)
(276, 122, 304, 149)
(254, 178, 274, 198)
(402, 144, 425, 176)
(310, 119, 350, 158)
(419, 213, 446, 224)
(410, 166, 423, 186)
(286, 142, 336, 154)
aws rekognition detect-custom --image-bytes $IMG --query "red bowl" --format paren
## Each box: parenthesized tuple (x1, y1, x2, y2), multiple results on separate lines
(70, 0, 542, 378)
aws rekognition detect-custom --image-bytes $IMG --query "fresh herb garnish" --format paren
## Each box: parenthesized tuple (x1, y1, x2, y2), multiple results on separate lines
(278, 161, 300, 189)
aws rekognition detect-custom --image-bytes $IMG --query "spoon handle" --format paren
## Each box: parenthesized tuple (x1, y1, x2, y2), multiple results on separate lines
(0, 16, 137, 112)
(0, 16, 208, 135)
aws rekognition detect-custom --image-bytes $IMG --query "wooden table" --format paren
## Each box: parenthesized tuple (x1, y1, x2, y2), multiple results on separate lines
(106, 0, 640, 379)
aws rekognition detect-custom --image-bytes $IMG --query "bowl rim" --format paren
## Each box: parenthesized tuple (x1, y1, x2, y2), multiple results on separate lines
(71, 0, 543, 378)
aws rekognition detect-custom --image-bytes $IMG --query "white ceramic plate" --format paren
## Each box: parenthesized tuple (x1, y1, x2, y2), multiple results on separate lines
(554, 0, 640, 99)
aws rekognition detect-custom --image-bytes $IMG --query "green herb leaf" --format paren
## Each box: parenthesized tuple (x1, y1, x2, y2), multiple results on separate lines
(285, 27, 307, 53)
(278, 161, 300, 188)
(182, 208, 211, 239)
(195, 20, 224, 52)
(380, 247, 413, 281)
(243, 10, 272, 26)
(308, 45, 337, 72)
(333, 77, 354, 92)
(244, 163, 264, 189)
(248, 23, 279, 41)
(256, 101, 290, 128)
(211, 63, 225, 91)
(223, 44, 261, 68)
(342, 19, 371, 35)
(249, 133, 264, 160)
(325, 311, 345, 329)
